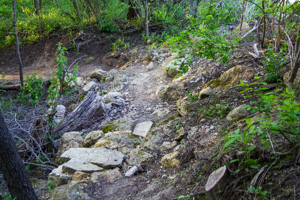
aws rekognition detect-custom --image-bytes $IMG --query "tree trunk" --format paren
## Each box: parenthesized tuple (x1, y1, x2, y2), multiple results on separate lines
(145, 0, 149, 37)
(53, 91, 106, 138)
(13, 0, 24, 86)
(0, 112, 37, 200)
(84, 0, 98, 23)
(288, 42, 300, 90)
(71, 0, 82, 23)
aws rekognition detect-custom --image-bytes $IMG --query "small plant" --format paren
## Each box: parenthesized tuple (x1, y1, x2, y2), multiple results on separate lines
(112, 38, 129, 51)
(263, 44, 287, 83)
(17, 73, 44, 104)
(215, 101, 230, 118)
(187, 90, 198, 102)
(86, 56, 93, 64)
(174, 121, 182, 130)
(48, 43, 78, 108)
(48, 180, 55, 191)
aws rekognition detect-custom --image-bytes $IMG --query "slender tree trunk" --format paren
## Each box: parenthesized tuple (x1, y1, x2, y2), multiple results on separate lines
(276, 0, 285, 52)
(84, 0, 98, 23)
(288, 41, 300, 90)
(261, 0, 266, 48)
(145, 0, 149, 37)
(71, 0, 82, 23)
(0, 112, 37, 200)
(13, 0, 24, 86)
(34, 0, 39, 15)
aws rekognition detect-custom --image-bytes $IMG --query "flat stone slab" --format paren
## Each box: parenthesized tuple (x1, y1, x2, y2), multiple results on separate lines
(132, 121, 153, 138)
(62, 159, 104, 174)
(61, 148, 126, 168)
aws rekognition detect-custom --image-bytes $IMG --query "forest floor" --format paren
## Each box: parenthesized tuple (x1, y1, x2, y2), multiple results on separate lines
(1, 29, 299, 200)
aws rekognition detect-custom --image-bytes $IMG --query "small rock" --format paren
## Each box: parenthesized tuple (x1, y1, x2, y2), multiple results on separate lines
(54, 105, 66, 124)
(160, 141, 178, 151)
(57, 132, 83, 157)
(91, 168, 122, 183)
(93, 138, 112, 148)
(176, 99, 191, 116)
(83, 130, 104, 147)
(48, 165, 72, 187)
(72, 171, 90, 182)
(82, 81, 98, 92)
(158, 83, 185, 101)
(210, 125, 214, 130)
(161, 151, 180, 168)
(226, 104, 248, 122)
(75, 77, 84, 87)
(132, 121, 153, 138)
(199, 87, 213, 99)
(125, 166, 139, 177)
(128, 148, 154, 166)
(89, 69, 106, 80)
(175, 127, 185, 140)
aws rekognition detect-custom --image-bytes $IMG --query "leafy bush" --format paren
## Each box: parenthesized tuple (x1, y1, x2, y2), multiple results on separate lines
(17, 73, 44, 104)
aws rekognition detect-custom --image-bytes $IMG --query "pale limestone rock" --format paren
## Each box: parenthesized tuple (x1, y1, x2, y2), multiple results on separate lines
(158, 83, 185, 101)
(175, 127, 185, 140)
(199, 86, 213, 99)
(226, 104, 248, 122)
(89, 69, 106, 80)
(61, 148, 125, 168)
(91, 168, 122, 183)
(48, 165, 72, 186)
(62, 159, 103, 174)
(160, 141, 178, 151)
(128, 148, 154, 166)
(176, 99, 191, 116)
(83, 130, 104, 147)
(93, 138, 112, 148)
(57, 132, 83, 157)
(132, 121, 153, 138)
(125, 166, 139, 177)
(161, 151, 180, 168)
(72, 171, 90, 181)
(83, 81, 98, 92)
(54, 105, 66, 124)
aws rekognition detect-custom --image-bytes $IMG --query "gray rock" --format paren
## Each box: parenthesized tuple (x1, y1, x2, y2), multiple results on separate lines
(199, 86, 213, 99)
(89, 69, 106, 80)
(141, 128, 164, 151)
(83, 81, 98, 92)
(128, 148, 154, 166)
(125, 166, 138, 177)
(132, 121, 153, 138)
(91, 168, 123, 183)
(152, 108, 171, 120)
(83, 130, 104, 147)
(175, 127, 185, 140)
(57, 132, 83, 157)
(48, 165, 73, 187)
(176, 99, 191, 116)
(158, 83, 185, 101)
(75, 77, 84, 87)
(54, 105, 66, 124)
(160, 141, 178, 151)
(226, 104, 248, 122)
(62, 159, 104, 174)
(50, 182, 81, 200)
(60, 148, 126, 169)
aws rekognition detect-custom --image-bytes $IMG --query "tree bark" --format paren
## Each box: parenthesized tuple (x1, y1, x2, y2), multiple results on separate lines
(84, 0, 98, 23)
(0, 112, 37, 200)
(13, 0, 24, 86)
(71, 0, 82, 23)
(53, 91, 106, 138)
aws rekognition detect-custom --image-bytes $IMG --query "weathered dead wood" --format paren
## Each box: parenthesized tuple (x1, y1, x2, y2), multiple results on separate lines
(205, 166, 228, 200)
(0, 84, 20, 90)
(53, 91, 106, 138)
(76, 39, 93, 53)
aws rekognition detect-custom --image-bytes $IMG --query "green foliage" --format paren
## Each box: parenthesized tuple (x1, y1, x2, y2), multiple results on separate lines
(263, 45, 287, 83)
(168, 2, 240, 65)
(48, 180, 55, 191)
(17, 73, 44, 104)
(112, 38, 129, 51)
(187, 90, 198, 102)
(199, 100, 230, 118)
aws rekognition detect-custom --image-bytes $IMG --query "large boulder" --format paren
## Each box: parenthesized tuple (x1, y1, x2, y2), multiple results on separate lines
(62, 159, 104, 174)
(226, 104, 248, 122)
(60, 147, 126, 169)
(57, 132, 83, 157)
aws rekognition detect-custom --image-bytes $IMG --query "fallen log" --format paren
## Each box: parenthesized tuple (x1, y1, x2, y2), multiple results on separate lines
(53, 91, 106, 138)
